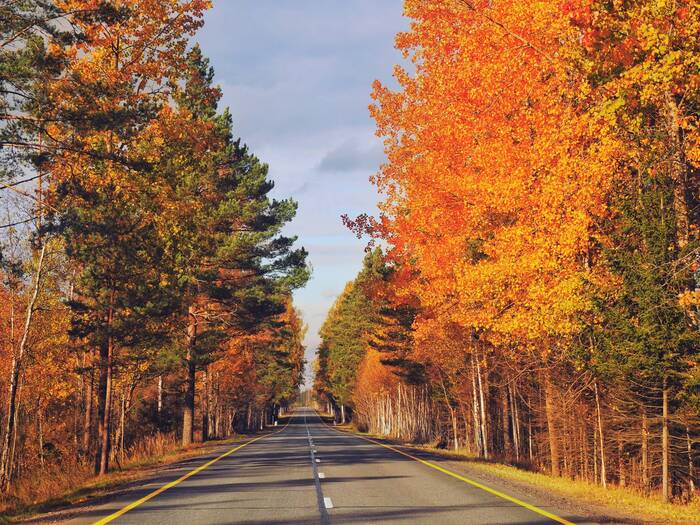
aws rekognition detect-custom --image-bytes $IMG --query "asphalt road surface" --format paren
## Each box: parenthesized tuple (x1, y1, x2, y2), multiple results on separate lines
(59, 408, 595, 525)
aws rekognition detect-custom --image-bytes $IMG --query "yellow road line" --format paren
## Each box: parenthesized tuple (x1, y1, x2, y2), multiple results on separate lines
(93, 419, 291, 525)
(316, 412, 574, 525)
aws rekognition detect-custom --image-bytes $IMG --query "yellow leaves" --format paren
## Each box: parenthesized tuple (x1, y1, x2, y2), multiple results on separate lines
(637, 22, 670, 57)
(42, 0, 215, 232)
(679, 290, 700, 310)
(367, 0, 620, 361)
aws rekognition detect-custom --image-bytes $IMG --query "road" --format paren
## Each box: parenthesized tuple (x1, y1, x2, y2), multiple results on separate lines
(57, 408, 593, 525)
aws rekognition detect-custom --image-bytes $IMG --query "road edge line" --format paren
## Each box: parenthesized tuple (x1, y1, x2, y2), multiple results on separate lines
(315, 411, 574, 525)
(92, 419, 291, 525)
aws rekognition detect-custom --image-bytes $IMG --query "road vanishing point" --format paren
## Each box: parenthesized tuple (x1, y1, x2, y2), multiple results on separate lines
(59, 408, 595, 525)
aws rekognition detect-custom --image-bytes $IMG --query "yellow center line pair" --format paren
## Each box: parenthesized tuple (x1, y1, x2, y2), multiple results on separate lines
(92, 418, 292, 525)
(316, 411, 575, 525)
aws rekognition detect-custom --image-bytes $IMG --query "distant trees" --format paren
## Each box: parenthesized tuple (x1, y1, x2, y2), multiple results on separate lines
(315, 249, 384, 423)
(0, 0, 308, 505)
(323, 0, 700, 505)
(170, 44, 308, 447)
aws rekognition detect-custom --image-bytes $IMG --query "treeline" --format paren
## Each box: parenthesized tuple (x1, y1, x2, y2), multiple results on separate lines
(316, 0, 699, 505)
(0, 0, 308, 505)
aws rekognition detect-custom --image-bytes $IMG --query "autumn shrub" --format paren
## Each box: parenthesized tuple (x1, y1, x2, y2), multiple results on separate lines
(122, 432, 179, 466)
(0, 431, 179, 515)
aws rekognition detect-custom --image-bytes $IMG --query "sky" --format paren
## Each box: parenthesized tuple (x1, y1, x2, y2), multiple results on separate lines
(196, 1, 407, 384)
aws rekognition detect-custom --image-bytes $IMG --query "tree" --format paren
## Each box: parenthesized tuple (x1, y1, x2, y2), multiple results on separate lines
(584, 174, 700, 500)
(0, 0, 72, 490)
(0, 1, 67, 179)
(41, 0, 210, 475)
(317, 249, 385, 422)
(364, 0, 608, 474)
(566, 0, 700, 500)
(170, 46, 309, 446)
(335, 0, 700, 497)
(0, 1, 312, 505)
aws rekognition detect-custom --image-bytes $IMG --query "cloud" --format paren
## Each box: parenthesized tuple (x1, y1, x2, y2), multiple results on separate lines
(321, 288, 340, 299)
(318, 139, 385, 173)
(195, 0, 407, 386)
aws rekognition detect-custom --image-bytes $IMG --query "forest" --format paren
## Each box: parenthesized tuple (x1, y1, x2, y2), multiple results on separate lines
(0, 0, 308, 510)
(315, 0, 700, 507)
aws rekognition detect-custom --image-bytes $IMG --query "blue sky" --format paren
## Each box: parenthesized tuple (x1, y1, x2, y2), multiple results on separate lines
(196, 1, 407, 383)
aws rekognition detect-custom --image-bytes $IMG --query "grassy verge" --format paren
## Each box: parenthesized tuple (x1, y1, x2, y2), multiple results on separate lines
(453, 458, 700, 525)
(0, 433, 255, 524)
(333, 421, 700, 525)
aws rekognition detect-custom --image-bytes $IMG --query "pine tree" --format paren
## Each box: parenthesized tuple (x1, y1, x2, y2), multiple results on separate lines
(40, 0, 210, 475)
(585, 172, 700, 499)
(172, 46, 309, 445)
(0, 1, 66, 177)
(317, 249, 385, 421)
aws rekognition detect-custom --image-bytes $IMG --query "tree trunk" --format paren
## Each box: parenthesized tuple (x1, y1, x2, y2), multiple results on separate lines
(0, 352, 21, 490)
(662, 378, 670, 503)
(543, 368, 560, 477)
(120, 392, 127, 464)
(641, 410, 649, 493)
(593, 420, 599, 484)
(182, 359, 196, 446)
(157, 375, 163, 423)
(476, 355, 488, 459)
(439, 375, 458, 451)
(618, 436, 626, 487)
(202, 367, 209, 442)
(594, 380, 606, 488)
(37, 403, 44, 468)
(96, 333, 114, 476)
(83, 359, 94, 456)
(527, 411, 533, 462)
(687, 425, 695, 499)
(509, 384, 521, 461)
(501, 384, 511, 458)
(663, 91, 689, 248)
(182, 305, 197, 447)
(471, 356, 482, 455)
(0, 242, 46, 490)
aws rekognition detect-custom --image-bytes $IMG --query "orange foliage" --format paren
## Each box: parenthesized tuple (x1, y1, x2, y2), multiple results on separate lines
(355, 349, 398, 399)
(370, 0, 619, 354)
(44, 0, 212, 200)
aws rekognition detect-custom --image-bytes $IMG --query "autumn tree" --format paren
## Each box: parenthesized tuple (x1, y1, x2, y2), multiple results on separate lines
(169, 45, 309, 446)
(565, 0, 700, 500)
(317, 249, 388, 422)
(40, 0, 210, 475)
(363, 0, 608, 475)
(334, 0, 699, 501)
(0, 0, 74, 490)
(0, 1, 311, 507)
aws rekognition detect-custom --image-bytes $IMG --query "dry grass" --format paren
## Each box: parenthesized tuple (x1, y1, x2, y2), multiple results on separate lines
(0, 432, 245, 523)
(456, 459, 700, 525)
(115, 432, 180, 468)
